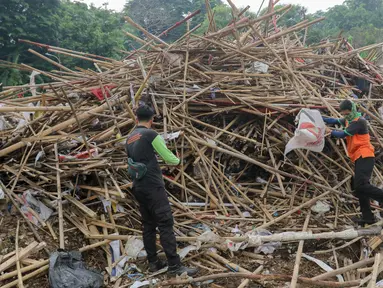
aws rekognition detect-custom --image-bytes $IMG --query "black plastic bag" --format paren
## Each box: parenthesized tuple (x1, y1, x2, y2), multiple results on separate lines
(49, 250, 103, 288)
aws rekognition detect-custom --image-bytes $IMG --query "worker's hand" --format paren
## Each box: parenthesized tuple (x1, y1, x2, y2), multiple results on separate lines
(179, 130, 185, 137)
(325, 127, 332, 136)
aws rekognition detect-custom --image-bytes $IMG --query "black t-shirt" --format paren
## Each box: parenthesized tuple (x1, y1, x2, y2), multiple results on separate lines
(126, 126, 164, 189)
(339, 117, 369, 136)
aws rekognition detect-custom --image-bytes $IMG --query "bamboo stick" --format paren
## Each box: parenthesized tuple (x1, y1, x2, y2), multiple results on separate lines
(15, 220, 24, 288)
(54, 143, 65, 249)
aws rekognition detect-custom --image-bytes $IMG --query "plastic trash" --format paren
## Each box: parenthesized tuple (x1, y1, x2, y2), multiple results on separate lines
(125, 264, 144, 281)
(110, 238, 125, 277)
(242, 211, 251, 218)
(129, 279, 159, 288)
(206, 138, 216, 146)
(379, 106, 383, 120)
(90, 85, 116, 101)
(197, 231, 226, 250)
(311, 200, 331, 214)
(101, 198, 112, 213)
(125, 237, 145, 260)
(59, 148, 98, 162)
(30, 71, 40, 97)
(256, 177, 268, 184)
(302, 253, 344, 282)
(248, 229, 281, 254)
(160, 131, 181, 142)
(197, 231, 224, 244)
(21, 190, 53, 226)
(210, 87, 219, 99)
(226, 239, 246, 252)
(163, 52, 183, 67)
(284, 109, 325, 155)
(178, 245, 198, 260)
(193, 223, 212, 232)
(231, 225, 242, 234)
(34, 150, 46, 167)
(246, 61, 269, 73)
(0, 187, 4, 200)
(0, 112, 11, 131)
(49, 250, 103, 288)
(0, 187, 6, 214)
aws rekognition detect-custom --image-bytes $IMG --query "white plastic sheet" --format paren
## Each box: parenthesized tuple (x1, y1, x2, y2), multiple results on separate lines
(109, 237, 125, 277)
(379, 106, 383, 120)
(246, 61, 269, 73)
(21, 190, 53, 226)
(125, 237, 144, 260)
(311, 200, 331, 214)
(160, 131, 181, 142)
(129, 279, 159, 288)
(284, 109, 325, 155)
(302, 253, 344, 282)
(178, 245, 198, 260)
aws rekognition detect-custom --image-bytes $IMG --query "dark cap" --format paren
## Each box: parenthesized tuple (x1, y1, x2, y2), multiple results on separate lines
(339, 100, 353, 111)
(136, 104, 154, 122)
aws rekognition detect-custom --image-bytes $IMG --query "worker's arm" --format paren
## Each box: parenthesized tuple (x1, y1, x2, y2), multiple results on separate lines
(151, 135, 180, 165)
(331, 130, 347, 138)
(322, 117, 345, 126)
(330, 119, 364, 139)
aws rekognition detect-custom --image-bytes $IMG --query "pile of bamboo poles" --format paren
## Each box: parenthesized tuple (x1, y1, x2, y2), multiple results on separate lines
(1, 0, 383, 287)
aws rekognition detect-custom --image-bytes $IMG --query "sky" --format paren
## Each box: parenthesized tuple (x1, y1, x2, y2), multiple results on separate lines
(80, 0, 345, 13)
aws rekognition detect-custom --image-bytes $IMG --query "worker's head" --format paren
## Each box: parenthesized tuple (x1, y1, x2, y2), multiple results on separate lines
(339, 99, 359, 121)
(136, 104, 154, 127)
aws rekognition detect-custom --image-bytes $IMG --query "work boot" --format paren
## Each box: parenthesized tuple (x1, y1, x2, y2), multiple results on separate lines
(351, 216, 376, 227)
(148, 259, 167, 272)
(168, 264, 199, 277)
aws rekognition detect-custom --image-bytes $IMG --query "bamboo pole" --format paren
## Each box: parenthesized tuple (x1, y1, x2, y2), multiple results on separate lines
(159, 272, 360, 287)
(15, 220, 24, 288)
(290, 211, 311, 288)
(54, 143, 65, 249)
(0, 92, 131, 157)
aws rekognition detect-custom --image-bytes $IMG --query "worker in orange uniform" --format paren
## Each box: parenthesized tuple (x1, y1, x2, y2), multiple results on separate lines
(323, 99, 381, 226)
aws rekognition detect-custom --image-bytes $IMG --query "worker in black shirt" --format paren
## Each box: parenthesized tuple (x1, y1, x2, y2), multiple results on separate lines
(126, 105, 198, 276)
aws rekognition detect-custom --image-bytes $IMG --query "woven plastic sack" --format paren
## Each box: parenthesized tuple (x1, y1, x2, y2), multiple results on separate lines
(49, 250, 103, 288)
(284, 109, 325, 155)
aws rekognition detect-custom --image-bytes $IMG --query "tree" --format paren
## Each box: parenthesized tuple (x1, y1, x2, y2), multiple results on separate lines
(310, 0, 383, 47)
(0, 0, 60, 85)
(124, 0, 188, 42)
(124, 0, 223, 43)
(199, 4, 233, 33)
(56, 0, 126, 68)
(273, 4, 308, 28)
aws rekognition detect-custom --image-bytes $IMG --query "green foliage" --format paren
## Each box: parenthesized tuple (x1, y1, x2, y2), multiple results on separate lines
(259, 0, 383, 48)
(57, 0, 126, 68)
(273, 4, 308, 28)
(0, 0, 60, 86)
(124, 0, 223, 42)
(199, 4, 233, 33)
(0, 0, 127, 86)
(1, 0, 383, 87)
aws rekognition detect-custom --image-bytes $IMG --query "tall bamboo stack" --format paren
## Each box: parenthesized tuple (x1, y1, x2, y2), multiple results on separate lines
(1, 1, 383, 287)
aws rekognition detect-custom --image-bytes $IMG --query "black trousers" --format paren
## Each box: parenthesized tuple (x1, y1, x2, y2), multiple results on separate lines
(354, 157, 383, 221)
(132, 185, 180, 266)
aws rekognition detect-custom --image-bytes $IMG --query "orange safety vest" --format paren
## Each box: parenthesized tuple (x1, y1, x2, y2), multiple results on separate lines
(345, 117, 375, 162)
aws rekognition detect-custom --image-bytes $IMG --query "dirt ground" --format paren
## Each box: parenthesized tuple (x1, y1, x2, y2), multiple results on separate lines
(0, 208, 363, 288)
